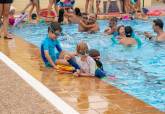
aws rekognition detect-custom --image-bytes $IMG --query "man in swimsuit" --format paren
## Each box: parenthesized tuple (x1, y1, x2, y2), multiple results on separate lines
(144, 19, 165, 42)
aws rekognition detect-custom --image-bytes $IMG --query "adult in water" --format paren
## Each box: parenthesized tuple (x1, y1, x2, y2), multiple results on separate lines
(0, 0, 13, 39)
(144, 19, 165, 42)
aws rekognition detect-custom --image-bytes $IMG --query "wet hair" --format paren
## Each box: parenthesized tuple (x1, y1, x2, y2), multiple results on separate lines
(110, 17, 118, 23)
(58, 9, 65, 23)
(89, 49, 100, 58)
(74, 7, 82, 16)
(125, 26, 133, 37)
(109, 17, 118, 27)
(117, 25, 125, 33)
(76, 41, 89, 55)
(142, 8, 149, 14)
(48, 22, 62, 33)
(31, 13, 37, 20)
(137, 10, 141, 13)
(153, 19, 164, 29)
(89, 49, 103, 70)
(82, 13, 88, 20)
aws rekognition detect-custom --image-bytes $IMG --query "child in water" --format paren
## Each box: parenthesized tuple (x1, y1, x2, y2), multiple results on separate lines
(75, 42, 106, 78)
(119, 26, 137, 46)
(104, 17, 118, 35)
(88, 49, 103, 70)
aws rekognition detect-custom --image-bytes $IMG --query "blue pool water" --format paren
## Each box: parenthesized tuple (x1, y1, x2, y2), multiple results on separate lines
(10, 18, 165, 112)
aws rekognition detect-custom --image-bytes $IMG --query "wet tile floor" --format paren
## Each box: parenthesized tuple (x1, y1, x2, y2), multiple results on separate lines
(0, 37, 164, 114)
(0, 60, 62, 114)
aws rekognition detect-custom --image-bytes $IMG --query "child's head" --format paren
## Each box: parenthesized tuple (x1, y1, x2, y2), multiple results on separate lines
(125, 26, 133, 37)
(117, 25, 125, 35)
(58, 9, 65, 23)
(48, 22, 62, 39)
(31, 13, 37, 20)
(109, 17, 117, 27)
(89, 49, 100, 59)
(74, 7, 81, 16)
(82, 13, 88, 23)
(89, 49, 103, 70)
(142, 8, 149, 15)
(76, 41, 89, 56)
(88, 14, 97, 24)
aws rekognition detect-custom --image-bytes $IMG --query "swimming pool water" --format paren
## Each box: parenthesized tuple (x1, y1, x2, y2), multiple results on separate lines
(10, 17, 165, 112)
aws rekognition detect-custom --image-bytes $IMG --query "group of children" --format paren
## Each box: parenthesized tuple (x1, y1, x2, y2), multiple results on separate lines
(4, 0, 165, 78)
(41, 22, 106, 78)
(41, 17, 165, 79)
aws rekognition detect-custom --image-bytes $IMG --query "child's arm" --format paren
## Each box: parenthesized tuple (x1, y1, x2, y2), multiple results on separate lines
(79, 20, 96, 28)
(44, 50, 56, 68)
(104, 27, 113, 35)
(55, 40, 62, 53)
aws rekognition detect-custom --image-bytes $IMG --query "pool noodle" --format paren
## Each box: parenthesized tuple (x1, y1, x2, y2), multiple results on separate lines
(111, 35, 119, 44)
(111, 32, 142, 48)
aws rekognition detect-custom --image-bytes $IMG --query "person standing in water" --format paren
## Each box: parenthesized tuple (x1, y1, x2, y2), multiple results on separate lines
(144, 19, 165, 42)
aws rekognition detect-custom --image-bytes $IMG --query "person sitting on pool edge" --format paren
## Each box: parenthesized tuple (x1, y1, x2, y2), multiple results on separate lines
(79, 13, 99, 33)
(89, 49, 104, 70)
(41, 22, 80, 74)
(75, 41, 105, 78)
(119, 26, 137, 46)
(144, 18, 165, 42)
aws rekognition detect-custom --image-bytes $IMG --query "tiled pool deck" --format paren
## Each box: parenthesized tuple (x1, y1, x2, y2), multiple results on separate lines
(0, 36, 164, 114)
(0, 60, 61, 114)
